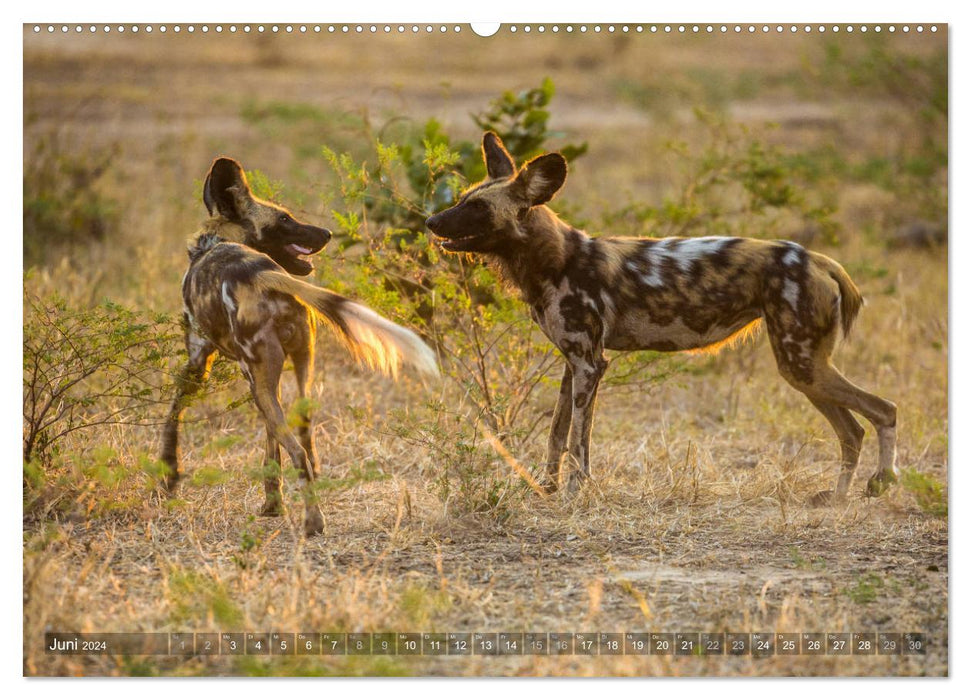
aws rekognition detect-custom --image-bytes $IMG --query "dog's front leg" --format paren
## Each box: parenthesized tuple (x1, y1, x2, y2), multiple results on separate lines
(564, 353, 608, 494)
(544, 363, 574, 493)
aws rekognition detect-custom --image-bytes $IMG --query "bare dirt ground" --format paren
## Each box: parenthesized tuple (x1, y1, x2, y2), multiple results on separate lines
(23, 27, 947, 676)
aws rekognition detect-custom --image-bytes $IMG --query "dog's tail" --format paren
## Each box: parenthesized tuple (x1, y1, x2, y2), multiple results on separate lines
(811, 252, 865, 338)
(254, 270, 440, 380)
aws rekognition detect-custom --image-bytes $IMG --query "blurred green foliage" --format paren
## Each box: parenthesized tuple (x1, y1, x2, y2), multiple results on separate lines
(23, 130, 120, 266)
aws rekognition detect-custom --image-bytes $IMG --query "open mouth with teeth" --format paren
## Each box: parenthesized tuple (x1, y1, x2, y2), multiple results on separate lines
(435, 233, 488, 251)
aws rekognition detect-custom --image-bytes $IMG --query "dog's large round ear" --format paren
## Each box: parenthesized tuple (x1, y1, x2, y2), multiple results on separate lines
(203, 157, 252, 219)
(517, 153, 568, 206)
(482, 131, 515, 179)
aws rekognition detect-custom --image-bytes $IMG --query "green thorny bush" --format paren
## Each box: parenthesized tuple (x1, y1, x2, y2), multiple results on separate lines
(304, 81, 835, 518)
(22, 288, 241, 517)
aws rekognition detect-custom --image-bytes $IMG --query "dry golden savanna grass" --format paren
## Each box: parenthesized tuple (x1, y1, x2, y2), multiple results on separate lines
(23, 27, 947, 676)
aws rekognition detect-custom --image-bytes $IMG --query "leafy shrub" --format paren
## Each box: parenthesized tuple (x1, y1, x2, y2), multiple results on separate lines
(815, 38, 947, 227)
(472, 77, 589, 163)
(601, 110, 839, 244)
(23, 130, 120, 266)
(23, 290, 180, 467)
(22, 289, 243, 476)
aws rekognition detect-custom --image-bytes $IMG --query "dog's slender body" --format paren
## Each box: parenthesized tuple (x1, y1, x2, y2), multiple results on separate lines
(426, 133, 898, 502)
(162, 158, 438, 535)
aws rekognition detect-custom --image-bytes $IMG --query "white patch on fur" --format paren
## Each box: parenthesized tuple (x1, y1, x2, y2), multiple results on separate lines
(221, 281, 237, 314)
(674, 236, 732, 272)
(781, 243, 803, 267)
(640, 241, 671, 287)
(238, 319, 275, 362)
(599, 289, 615, 315)
(780, 333, 812, 363)
(782, 279, 801, 311)
(187, 332, 208, 358)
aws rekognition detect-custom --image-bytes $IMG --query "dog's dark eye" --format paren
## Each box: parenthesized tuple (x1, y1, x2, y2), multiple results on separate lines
(278, 213, 291, 224)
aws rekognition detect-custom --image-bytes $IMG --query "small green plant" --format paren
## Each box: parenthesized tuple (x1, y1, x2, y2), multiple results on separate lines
(233, 516, 266, 570)
(845, 572, 885, 604)
(789, 546, 827, 571)
(390, 402, 527, 521)
(398, 583, 451, 628)
(167, 569, 243, 627)
(900, 468, 947, 517)
(22, 287, 242, 495)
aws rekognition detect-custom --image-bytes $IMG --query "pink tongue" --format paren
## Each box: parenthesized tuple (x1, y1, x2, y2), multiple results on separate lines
(289, 244, 312, 255)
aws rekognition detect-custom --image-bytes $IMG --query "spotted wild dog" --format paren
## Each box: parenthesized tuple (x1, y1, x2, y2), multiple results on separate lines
(161, 157, 439, 535)
(425, 132, 898, 504)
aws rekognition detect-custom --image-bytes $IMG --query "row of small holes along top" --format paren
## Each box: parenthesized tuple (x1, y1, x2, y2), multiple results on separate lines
(32, 24, 939, 34)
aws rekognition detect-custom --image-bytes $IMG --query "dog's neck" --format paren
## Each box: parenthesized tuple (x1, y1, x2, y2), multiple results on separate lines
(487, 206, 581, 305)
(198, 216, 249, 243)
(187, 216, 253, 263)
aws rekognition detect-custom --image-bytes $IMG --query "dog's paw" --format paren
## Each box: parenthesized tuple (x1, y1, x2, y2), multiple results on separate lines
(152, 478, 179, 504)
(866, 470, 897, 498)
(259, 498, 285, 517)
(808, 490, 844, 507)
(564, 472, 588, 497)
(150, 486, 170, 505)
(304, 507, 325, 536)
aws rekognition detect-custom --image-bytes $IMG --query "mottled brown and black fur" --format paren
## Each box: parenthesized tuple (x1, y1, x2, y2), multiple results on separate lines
(426, 133, 898, 503)
(162, 157, 438, 535)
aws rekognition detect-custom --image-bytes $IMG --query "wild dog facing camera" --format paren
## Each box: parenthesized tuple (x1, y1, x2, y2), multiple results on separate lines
(202, 156, 331, 276)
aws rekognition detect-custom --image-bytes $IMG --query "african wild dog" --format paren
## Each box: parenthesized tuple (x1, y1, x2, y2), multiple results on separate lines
(161, 157, 439, 535)
(425, 132, 898, 503)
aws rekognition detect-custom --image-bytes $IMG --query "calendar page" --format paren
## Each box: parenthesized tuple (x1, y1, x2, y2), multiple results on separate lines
(22, 19, 948, 679)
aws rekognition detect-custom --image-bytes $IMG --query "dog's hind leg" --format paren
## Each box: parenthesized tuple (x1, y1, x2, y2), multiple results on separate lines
(544, 364, 574, 493)
(160, 331, 215, 494)
(806, 398, 865, 505)
(767, 313, 897, 502)
(291, 344, 319, 480)
(244, 333, 325, 536)
(808, 363, 898, 498)
(260, 428, 284, 517)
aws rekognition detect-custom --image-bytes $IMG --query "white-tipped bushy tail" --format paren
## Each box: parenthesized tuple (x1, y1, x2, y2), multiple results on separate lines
(254, 270, 440, 380)
(337, 300, 440, 380)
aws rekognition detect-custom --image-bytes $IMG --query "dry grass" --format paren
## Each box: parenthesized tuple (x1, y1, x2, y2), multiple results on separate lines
(23, 28, 947, 677)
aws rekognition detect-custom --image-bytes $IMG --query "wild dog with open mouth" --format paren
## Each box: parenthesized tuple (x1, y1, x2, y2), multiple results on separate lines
(425, 133, 898, 503)
(161, 157, 439, 535)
